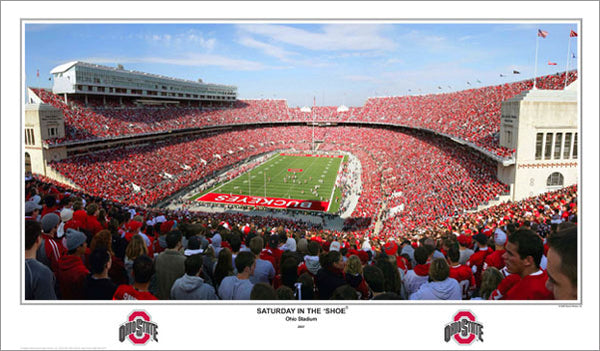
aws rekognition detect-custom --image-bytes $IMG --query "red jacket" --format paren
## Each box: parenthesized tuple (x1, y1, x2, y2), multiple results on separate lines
(37, 233, 67, 273)
(57, 255, 90, 300)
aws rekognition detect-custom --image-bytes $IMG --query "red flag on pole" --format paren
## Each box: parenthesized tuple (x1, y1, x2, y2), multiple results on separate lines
(538, 29, 549, 38)
(548, 61, 557, 65)
(570, 30, 578, 37)
(36, 69, 39, 77)
(313, 96, 316, 106)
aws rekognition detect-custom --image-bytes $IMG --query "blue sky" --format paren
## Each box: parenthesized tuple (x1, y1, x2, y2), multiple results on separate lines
(25, 22, 579, 107)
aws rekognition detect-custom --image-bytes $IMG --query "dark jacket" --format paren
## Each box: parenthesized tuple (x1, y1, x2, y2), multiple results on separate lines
(316, 267, 346, 300)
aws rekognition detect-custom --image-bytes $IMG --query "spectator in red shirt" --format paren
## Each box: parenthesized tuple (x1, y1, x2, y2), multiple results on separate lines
(467, 233, 493, 290)
(113, 255, 158, 300)
(37, 213, 67, 273)
(84, 203, 104, 237)
(501, 229, 553, 300)
(447, 244, 475, 299)
(484, 228, 507, 271)
(56, 229, 89, 299)
(545, 227, 577, 300)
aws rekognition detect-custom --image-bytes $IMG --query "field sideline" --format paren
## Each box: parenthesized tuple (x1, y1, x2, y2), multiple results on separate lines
(192, 153, 346, 213)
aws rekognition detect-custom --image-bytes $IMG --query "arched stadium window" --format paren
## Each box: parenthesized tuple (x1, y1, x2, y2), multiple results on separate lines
(546, 172, 564, 186)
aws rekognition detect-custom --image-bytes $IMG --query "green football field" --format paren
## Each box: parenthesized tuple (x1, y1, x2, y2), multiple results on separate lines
(192, 153, 346, 213)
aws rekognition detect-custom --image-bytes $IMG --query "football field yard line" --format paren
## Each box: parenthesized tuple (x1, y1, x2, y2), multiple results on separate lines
(198, 153, 343, 212)
(283, 155, 319, 199)
(210, 153, 281, 195)
(326, 156, 343, 212)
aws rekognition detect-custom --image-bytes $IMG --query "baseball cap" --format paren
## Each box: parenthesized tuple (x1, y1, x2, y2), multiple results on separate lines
(329, 241, 341, 252)
(493, 228, 507, 246)
(383, 241, 399, 256)
(25, 201, 42, 214)
(65, 228, 87, 251)
(60, 208, 74, 222)
(41, 213, 60, 233)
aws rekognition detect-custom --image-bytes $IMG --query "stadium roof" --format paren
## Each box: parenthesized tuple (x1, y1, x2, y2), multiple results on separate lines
(49, 61, 236, 88)
(50, 61, 78, 74)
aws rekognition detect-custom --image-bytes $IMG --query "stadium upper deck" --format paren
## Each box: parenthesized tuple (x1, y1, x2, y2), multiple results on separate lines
(28, 70, 577, 158)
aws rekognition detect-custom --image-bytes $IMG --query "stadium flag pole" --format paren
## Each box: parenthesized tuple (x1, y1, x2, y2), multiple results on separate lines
(533, 32, 540, 89)
(564, 29, 576, 89)
(533, 29, 548, 89)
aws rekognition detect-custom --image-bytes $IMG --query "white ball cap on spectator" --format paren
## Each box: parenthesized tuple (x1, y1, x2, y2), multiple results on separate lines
(494, 228, 507, 246)
(329, 241, 341, 252)
(60, 208, 74, 222)
(31, 195, 41, 204)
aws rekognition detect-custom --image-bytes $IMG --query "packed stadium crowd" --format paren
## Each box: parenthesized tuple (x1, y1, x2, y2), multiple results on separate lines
(23, 70, 578, 301)
(32, 71, 577, 159)
(47, 126, 507, 234)
(24, 175, 577, 301)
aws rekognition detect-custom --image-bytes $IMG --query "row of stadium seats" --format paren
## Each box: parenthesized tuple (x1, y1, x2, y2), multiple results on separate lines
(32, 71, 577, 159)
(49, 126, 507, 237)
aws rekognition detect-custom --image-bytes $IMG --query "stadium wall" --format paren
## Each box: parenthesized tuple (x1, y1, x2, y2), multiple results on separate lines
(499, 86, 578, 201)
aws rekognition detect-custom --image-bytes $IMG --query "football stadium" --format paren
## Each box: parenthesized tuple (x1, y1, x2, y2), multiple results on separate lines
(23, 23, 579, 303)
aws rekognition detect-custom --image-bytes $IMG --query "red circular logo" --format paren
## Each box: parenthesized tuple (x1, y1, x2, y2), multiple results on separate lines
(453, 311, 477, 344)
(128, 311, 151, 345)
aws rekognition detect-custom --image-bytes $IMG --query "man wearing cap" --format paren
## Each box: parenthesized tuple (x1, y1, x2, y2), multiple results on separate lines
(37, 213, 67, 273)
(484, 228, 507, 271)
(384, 240, 409, 276)
(56, 229, 89, 299)
(466, 233, 493, 290)
(25, 221, 57, 300)
(25, 201, 42, 221)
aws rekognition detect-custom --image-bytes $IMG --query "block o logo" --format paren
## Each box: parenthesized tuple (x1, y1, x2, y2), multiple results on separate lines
(119, 310, 159, 345)
(444, 310, 484, 345)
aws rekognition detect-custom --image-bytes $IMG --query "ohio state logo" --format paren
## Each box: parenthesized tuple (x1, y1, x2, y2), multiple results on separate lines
(119, 310, 158, 345)
(444, 310, 484, 345)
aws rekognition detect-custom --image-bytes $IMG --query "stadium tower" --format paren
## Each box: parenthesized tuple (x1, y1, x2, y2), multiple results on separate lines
(497, 79, 578, 201)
